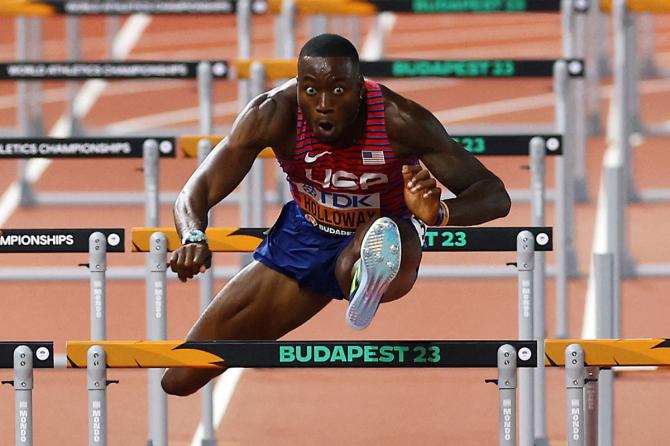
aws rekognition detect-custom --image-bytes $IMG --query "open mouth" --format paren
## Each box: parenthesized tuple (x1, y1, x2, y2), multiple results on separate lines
(318, 122, 334, 132)
(315, 120, 336, 139)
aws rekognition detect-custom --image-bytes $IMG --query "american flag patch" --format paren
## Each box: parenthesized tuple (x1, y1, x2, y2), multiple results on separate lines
(362, 150, 385, 165)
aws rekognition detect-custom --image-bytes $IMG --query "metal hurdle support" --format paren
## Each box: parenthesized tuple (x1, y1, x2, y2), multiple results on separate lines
(89, 232, 108, 341)
(146, 232, 168, 446)
(606, 0, 670, 278)
(495, 344, 518, 446)
(610, 0, 670, 138)
(594, 253, 615, 446)
(565, 343, 587, 446)
(1, 342, 55, 446)
(88, 346, 108, 445)
(9, 346, 33, 446)
(516, 230, 535, 446)
(195, 62, 217, 446)
(610, 0, 670, 203)
(530, 137, 549, 446)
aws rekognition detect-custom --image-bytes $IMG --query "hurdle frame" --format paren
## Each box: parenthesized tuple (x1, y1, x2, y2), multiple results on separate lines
(607, 0, 670, 278)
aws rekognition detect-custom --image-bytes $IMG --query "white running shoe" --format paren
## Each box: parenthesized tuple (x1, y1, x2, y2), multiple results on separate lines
(345, 217, 401, 330)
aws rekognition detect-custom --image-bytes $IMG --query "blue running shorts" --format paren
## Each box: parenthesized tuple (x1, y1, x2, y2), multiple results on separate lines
(253, 201, 355, 300)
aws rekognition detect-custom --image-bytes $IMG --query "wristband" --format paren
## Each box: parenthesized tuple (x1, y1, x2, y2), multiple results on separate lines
(433, 201, 449, 226)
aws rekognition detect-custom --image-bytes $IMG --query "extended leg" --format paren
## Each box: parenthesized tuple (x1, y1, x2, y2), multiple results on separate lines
(162, 261, 330, 396)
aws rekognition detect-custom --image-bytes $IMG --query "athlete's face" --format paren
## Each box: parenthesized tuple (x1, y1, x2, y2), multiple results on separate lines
(297, 56, 363, 144)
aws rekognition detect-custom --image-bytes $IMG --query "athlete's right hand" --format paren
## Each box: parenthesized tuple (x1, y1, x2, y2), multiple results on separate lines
(169, 243, 212, 282)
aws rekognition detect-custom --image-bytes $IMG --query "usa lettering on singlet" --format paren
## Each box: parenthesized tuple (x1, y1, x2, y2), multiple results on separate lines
(279, 80, 418, 236)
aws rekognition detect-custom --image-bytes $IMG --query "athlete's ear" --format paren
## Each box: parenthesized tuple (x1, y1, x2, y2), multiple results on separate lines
(359, 76, 366, 99)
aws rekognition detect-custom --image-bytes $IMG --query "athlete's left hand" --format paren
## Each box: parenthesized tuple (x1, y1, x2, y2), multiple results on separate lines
(402, 164, 442, 224)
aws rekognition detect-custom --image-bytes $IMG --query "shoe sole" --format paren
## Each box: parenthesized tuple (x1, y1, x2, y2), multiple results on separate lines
(345, 217, 401, 330)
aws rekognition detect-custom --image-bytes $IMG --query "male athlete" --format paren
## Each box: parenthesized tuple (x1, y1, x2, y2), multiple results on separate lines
(163, 34, 510, 396)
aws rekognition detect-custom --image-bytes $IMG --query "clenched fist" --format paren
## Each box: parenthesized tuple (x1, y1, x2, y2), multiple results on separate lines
(402, 164, 443, 225)
(169, 242, 212, 282)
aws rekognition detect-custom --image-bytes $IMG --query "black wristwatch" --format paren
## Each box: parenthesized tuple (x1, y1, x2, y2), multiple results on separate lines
(182, 229, 207, 245)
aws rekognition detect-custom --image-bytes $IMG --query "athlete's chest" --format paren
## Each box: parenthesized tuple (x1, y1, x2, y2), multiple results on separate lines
(286, 143, 401, 194)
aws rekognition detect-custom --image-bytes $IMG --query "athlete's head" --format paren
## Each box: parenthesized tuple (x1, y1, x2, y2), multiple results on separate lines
(297, 34, 364, 144)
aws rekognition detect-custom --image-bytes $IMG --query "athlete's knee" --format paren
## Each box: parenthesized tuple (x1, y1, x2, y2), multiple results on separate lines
(383, 265, 418, 302)
(161, 368, 204, 397)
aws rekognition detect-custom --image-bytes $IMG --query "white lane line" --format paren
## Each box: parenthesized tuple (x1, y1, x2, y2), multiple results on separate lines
(189, 368, 244, 444)
(435, 93, 556, 123)
(0, 14, 151, 227)
(0, 80, 201, 112)
(581, 74, 617, 340)
(103, 100, 240, 133)
(361, 12, 397, 60)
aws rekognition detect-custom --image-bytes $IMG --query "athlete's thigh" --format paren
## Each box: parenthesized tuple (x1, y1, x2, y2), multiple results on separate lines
(162, 260, 330, 395)
(187, 260, 331, 341)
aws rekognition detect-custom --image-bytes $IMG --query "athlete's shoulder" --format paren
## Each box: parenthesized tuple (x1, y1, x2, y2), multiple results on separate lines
(377, 83, 437, 156)
(231, 79, 297, 148)
(246, 79, 297, 126)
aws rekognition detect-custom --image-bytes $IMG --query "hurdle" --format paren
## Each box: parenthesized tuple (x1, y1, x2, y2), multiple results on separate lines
(601, 0, 670, 279)
(132, 226, 551, 445)
(0, 229, 124, 335)
(1, 340, 536, 446)
(0, 61, 226, 208)
(5, 337, 670, 444)
(605, 0, 670, 210)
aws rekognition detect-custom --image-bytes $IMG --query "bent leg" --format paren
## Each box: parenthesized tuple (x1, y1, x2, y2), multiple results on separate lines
(335, 216, 422, 303)
(162, 261, 330, 396)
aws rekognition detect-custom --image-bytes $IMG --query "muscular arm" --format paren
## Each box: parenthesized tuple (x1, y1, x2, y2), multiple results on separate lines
(174, 85, 295, 236)
(384, 86, 511, 226)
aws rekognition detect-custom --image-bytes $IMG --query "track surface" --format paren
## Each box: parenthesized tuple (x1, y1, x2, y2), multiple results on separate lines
(1, 11, 670, 446)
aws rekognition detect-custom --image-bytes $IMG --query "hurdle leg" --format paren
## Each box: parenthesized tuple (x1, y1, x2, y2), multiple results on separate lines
(196, 139, 217, 445)
(12, 346, 33, 446)
(88, 346, 107, 446)
(584, 367, 599, 446)
(561, 0, 589, 203)
(144, 134, 165, 446)
(15, 18, 36, 207)
(496, 344, 517, 446)
(67, 16, 82, 135)
(89, 232, 107, 341)
(237, 0, 252, 107)
(516, 231, 534, 446)
(553, 59, 572, 338)
(566, 344, 586, 446)
(594, 254, 614, 444)
(530, 138, 548, 445)
(147, 233, 168, 446)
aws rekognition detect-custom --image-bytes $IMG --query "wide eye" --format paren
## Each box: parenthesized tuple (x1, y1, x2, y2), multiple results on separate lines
(305, 86, 317, 96)
(333, 87, 344, 95)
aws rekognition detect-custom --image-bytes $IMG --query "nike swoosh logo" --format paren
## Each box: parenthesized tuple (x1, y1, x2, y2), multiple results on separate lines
(304, 151, 331, 163)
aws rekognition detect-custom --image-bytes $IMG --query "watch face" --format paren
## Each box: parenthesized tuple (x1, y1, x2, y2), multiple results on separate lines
(184, 230, 206, 244)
